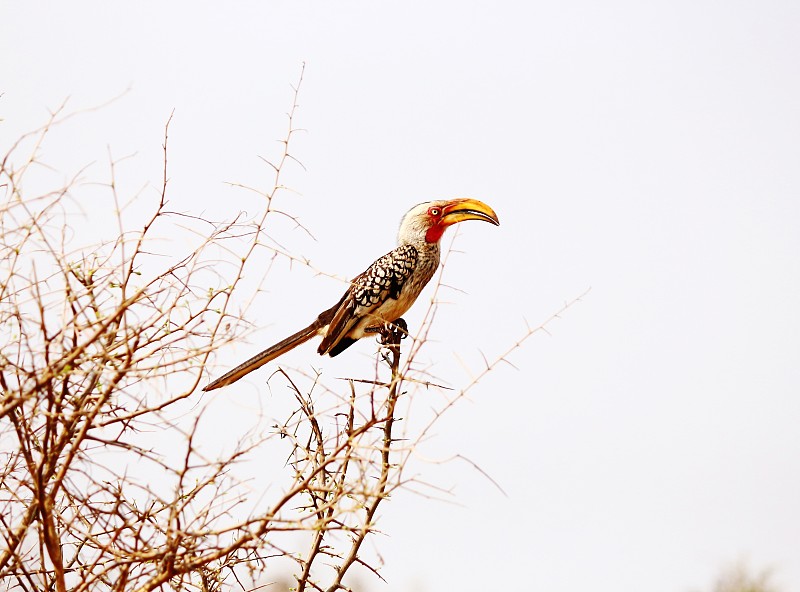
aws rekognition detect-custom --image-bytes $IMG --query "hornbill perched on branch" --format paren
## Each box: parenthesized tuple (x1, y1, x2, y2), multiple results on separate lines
(203, 198, 499, 391)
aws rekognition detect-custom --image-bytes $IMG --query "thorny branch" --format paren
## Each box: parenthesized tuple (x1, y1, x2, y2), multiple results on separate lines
(0, 67, 586, 592)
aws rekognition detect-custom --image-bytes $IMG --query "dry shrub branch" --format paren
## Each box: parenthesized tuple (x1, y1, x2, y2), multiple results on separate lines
(0, 72, 585, 591)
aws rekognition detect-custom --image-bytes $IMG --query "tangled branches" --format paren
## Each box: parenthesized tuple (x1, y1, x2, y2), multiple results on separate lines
(0, 73, 585, 591)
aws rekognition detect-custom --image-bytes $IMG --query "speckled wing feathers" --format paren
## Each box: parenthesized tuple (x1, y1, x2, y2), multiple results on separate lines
(352, 245, 417, 305)
(317, 245, 418, 355)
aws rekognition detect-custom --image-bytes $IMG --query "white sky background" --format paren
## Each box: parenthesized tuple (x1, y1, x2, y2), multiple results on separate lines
(3, 1, 800, 591)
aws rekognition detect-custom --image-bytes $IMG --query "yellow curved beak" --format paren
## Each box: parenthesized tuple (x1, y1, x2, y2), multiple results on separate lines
(440, 198, 500, 227)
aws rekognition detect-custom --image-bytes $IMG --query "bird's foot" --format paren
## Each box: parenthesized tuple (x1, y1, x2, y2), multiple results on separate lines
(366, 318, 408, 346)
(383, 318, 408, 345)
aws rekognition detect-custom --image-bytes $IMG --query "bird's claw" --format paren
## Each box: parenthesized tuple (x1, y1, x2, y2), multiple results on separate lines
(368, 318, 408, 346)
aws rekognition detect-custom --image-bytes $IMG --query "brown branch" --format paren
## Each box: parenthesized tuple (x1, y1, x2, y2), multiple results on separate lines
(323, 322, 405, 592)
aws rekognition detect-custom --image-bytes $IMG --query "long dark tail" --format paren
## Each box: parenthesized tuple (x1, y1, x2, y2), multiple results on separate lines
(202, 320, 323, 391)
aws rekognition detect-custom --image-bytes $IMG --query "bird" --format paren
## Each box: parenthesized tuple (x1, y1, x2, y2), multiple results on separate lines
(202, 198, 499, 391)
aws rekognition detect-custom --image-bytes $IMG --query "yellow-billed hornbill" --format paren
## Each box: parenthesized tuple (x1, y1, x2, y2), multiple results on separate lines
(202, 198, 499, 391)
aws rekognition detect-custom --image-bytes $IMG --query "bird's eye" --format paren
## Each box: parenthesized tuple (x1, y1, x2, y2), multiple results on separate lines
(429, 207, 441, 217)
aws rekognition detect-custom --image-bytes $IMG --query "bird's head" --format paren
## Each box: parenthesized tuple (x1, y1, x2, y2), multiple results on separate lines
(398, 198, 500, 245)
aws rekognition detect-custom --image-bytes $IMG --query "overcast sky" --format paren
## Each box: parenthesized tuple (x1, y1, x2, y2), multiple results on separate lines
(3, 1, 799, 591)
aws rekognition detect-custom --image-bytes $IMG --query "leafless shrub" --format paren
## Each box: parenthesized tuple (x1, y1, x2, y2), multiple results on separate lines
(0, 71, 584, 592)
